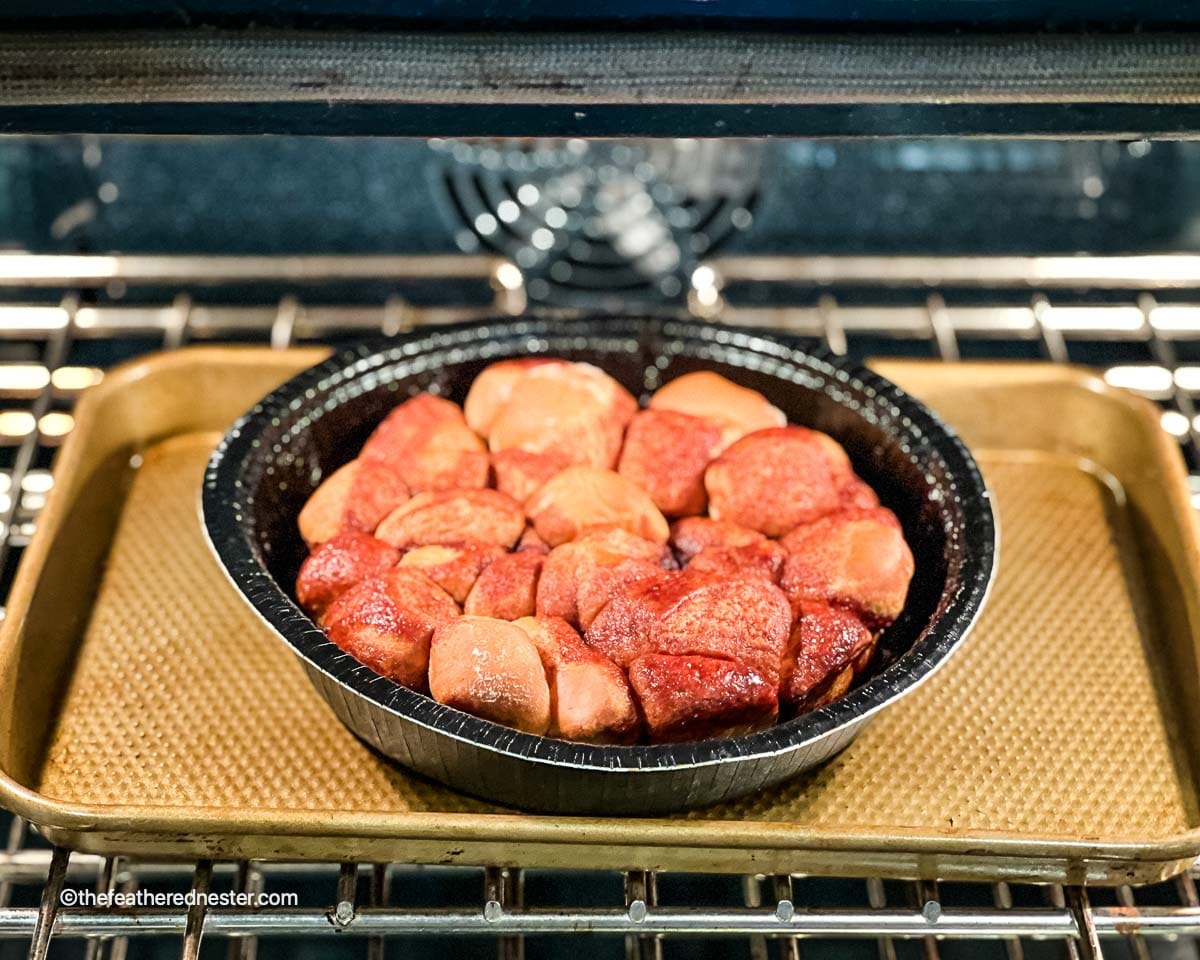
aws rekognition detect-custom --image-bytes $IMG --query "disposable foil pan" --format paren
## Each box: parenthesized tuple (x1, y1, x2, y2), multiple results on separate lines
(202, 318, 995, 814)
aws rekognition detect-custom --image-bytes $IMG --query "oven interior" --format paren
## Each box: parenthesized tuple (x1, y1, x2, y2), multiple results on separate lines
(0, 134, 1197, 959)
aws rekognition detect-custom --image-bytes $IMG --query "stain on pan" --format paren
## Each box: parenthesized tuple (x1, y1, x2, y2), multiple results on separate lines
(202, 316, 995, 814)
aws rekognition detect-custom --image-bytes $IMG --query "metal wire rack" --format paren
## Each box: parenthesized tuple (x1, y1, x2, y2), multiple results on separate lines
(0, 252, 1198, 960)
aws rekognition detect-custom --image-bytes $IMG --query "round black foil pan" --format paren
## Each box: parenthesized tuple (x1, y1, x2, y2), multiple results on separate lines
(202, 316, 995, 815)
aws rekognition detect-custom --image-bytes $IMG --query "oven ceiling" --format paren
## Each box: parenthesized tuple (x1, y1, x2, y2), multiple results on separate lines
(0, 28, 1199, 137)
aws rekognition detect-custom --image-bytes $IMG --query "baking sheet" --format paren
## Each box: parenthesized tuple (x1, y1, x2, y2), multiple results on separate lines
(1, 347, 1197, 885)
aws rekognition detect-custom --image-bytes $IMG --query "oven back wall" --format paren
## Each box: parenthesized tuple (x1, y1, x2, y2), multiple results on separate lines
(0, 136, 1196, 318)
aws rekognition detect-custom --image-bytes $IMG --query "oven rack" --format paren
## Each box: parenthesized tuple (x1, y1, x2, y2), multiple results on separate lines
(0, 252, 1198, 960)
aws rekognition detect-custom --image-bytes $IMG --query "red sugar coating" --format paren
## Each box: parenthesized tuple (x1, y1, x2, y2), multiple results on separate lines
(704, 426, 843, 537)
(297, 364, 909, 744)
(401, 446, 490, 493)
(322, 568, 460, 691)
(838, 476, 881, 510)
(491, 448, 569, 504)
(647, 371, 785, 452)
(297, 459, 410, 547)
(536, 526, 672, 626)
(376, 488, 526, 550)
(342, 459, 411, 535)
(668, 516, 766, 564)
(585, 567, 791, 687)
(295, 531, 400, 617)
(513, 616, 640, 743)
(464, 551, 545, 620)
(398, 543, 504, 604)
(686, 540, 787, 584)
(575, 558, 669, 630)
(780, 506, 913, 628)
(617, 408, 723, 517)
(781, 602, 874, 708)
(362, 394, 488, 493)
(627, 654, 778, 742)
(514, 615, 587, 672)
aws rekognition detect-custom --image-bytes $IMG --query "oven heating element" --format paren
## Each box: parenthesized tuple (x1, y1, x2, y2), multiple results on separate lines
(0, 252, 1197, 959)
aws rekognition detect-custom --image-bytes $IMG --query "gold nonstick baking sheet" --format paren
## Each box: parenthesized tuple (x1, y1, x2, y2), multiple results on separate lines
(1, 347, 1198, 885)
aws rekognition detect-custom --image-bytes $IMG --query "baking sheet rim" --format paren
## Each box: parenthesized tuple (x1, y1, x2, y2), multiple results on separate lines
(5, 772, 1200, 864)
